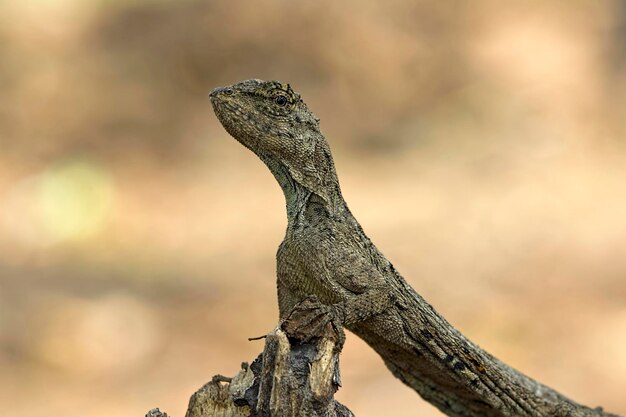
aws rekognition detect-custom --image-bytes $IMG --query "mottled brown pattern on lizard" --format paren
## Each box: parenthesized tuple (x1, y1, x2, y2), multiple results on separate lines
(209, 79, 620, 417)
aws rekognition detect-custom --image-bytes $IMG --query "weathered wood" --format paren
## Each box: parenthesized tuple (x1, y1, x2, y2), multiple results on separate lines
(148, 324, 353, 417)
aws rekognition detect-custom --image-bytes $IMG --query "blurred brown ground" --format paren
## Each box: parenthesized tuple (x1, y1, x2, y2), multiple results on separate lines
(1, 1, 625, 416)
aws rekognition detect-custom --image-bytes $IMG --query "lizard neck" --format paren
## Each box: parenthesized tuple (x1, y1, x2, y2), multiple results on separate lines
(259, 153, 347, 229)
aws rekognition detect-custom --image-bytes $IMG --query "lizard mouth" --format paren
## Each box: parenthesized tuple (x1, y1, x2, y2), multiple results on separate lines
(210, 96, 250, 130)
(209, 93, 260, 154)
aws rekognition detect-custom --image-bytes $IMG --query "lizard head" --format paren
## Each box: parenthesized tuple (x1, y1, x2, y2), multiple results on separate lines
(210, 79, 339, 205)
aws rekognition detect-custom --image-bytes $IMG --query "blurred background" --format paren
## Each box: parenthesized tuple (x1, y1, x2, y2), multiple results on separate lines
(1, 1, 625, 416)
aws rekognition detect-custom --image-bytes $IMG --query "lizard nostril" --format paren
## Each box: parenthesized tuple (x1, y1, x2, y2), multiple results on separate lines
(209, 86, 234, 98)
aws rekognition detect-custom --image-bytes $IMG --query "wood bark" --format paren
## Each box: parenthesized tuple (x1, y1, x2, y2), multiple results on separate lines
(146, 308, 621, 417)
(147, 324, 353, 417)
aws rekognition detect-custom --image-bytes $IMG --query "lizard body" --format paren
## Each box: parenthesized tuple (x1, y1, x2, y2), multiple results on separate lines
(209, 79, 619, 417)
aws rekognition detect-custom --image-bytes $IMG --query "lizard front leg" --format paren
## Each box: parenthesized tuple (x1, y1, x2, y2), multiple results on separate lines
(282, 288, 394, 347)
(279, 239, 394, 344)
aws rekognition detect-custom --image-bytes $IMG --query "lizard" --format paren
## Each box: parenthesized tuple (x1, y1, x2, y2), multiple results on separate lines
(208, 79, 621, 417)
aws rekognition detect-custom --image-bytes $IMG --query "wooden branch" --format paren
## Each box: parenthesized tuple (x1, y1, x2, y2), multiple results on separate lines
(147, 325, 353, 417)
(146, 301, 622, 417)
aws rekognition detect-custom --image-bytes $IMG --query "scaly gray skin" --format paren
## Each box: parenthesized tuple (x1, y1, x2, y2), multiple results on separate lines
(209, 79, 620, 417)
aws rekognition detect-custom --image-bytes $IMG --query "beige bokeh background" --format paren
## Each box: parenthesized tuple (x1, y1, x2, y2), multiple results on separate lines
(1, 1, 625, 416)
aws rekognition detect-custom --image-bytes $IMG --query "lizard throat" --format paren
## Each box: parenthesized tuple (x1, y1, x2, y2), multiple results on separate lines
(259, 153, 344, 226)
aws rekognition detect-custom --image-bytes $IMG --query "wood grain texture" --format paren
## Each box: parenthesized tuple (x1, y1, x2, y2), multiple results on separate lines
(147, 325, 352, 417)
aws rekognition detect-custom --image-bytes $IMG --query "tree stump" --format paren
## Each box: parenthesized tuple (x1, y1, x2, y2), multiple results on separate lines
(147, 325, 353, 417)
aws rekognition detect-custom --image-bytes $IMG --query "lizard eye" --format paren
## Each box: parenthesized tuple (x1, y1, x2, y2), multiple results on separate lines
(274, 95, 289, 106)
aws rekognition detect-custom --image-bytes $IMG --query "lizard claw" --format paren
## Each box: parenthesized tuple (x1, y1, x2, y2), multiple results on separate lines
(281, 297, 346, 349)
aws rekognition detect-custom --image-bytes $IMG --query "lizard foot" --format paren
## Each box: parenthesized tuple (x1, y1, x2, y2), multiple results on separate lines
(282, 296, 346, 349)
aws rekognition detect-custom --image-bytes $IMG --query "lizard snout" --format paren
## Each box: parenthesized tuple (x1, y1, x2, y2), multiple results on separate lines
(209, 86, 234, 98)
